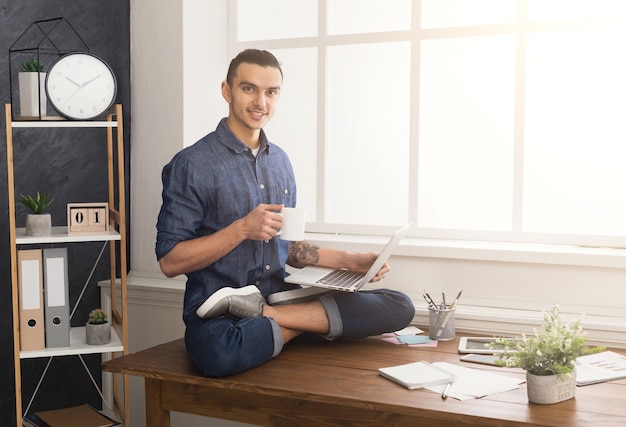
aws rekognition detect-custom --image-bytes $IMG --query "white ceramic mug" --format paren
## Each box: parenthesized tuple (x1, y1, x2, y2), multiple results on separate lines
(278, 208, 306, 241)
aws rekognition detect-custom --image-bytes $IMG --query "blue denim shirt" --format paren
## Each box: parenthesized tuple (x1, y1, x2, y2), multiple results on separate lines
(156, 118, 297, 318)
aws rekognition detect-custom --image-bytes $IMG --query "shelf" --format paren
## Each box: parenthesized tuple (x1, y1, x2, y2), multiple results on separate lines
(15, 226, 121, 244)
(6, 103, 129, 426)
(10, 118, 118, 128)
(19, 326, 124, 359)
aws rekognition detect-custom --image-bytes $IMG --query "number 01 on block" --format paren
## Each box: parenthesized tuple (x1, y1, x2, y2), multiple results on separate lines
(67, 203, 109, 234)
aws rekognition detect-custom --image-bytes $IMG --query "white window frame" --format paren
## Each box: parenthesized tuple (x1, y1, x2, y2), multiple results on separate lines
(228, 1, 626, 250)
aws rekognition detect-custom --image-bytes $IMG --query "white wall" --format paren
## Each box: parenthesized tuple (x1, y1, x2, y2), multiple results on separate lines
(130, 0, 228, 276)
(129, 1, 244, 426)
(127, 1, 626, 426)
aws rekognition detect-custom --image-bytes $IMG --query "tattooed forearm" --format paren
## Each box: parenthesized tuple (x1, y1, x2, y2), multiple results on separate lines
(287, 241, 320, 268)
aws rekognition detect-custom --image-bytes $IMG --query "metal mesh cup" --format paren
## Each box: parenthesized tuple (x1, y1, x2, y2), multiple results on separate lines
(428, 306, 456, 341)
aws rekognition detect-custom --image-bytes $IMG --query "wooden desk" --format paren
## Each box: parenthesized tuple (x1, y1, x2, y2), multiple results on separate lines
(102, 336, 626, 426)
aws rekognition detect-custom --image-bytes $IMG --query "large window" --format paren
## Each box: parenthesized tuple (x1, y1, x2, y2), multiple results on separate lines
(231, 0, 626, 248)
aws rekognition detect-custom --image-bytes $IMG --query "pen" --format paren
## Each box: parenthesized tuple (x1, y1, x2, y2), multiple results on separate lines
(442, 290, 446, 309)
(423, 291, 437, 307)
(422, 294, 435, 308)
(441, 381, 452, 399)
(449, 290, 463, 309)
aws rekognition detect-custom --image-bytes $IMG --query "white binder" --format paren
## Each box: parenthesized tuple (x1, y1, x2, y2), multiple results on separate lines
(43, 248, 71, 348)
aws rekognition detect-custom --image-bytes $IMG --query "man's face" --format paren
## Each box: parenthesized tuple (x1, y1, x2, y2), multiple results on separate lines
(223, 62, 282, 135)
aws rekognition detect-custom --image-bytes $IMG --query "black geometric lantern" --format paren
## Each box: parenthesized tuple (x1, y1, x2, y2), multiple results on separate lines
(8, 17, 89, 120)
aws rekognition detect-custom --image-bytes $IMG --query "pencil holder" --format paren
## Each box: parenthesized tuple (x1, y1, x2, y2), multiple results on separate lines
(428, 306, 456, 341)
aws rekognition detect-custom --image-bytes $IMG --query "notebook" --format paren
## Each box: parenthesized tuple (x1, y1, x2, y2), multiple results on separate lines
(284, 223, 411, 292)
(32, 404, 120, 427)
(379, 360, 456, 390)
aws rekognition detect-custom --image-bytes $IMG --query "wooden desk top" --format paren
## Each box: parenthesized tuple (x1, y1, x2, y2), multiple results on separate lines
(103, 335, 626, 426)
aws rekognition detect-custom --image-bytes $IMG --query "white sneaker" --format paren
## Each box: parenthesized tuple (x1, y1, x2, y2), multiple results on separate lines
(196, 285, 265, 319)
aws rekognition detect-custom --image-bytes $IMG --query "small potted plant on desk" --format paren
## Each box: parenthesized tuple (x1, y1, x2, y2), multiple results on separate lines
(86, 308, 111, 345)
(19, 191, 53, 236)
(493, 305, 604, 404)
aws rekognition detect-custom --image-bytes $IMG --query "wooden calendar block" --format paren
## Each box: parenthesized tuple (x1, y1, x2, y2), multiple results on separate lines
(67, 203, 109, 234)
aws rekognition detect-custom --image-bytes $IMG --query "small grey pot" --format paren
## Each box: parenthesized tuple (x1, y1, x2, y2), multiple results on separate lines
(25, 213, 51, 236)
(86, 321, 111, 345)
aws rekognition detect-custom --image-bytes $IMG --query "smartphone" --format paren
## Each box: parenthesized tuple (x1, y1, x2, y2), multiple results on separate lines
(460, 353, 500, 366)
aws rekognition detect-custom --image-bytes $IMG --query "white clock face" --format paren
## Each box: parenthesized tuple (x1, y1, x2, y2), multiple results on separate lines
(45, 53, 117, 120)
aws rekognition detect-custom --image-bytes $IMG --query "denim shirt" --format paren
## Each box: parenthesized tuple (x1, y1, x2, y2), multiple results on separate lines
(156, 118, 297, 318)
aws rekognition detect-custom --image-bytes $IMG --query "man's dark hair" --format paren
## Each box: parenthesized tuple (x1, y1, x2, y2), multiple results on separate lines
(226, 49, 283, 86)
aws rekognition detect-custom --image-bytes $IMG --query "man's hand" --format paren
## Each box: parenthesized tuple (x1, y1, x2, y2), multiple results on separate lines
(315, 249, 391, 282)
(350, 252, 390, 282)
(159, 203, 284, 277)
(370, 261, 390, 282)
(241, 203, 284, 240)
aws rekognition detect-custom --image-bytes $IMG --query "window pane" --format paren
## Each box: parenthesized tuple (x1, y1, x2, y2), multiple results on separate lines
(527, 0, 626, 21)
(421, 0, 516, 29)
(264, 48, 318, 222)
(237, 0, 317, 41)
(418, 36, 516, 231)
(326, 42, 410, 225)
(327, 0, 411, 35)
(523, 28, 626, 236)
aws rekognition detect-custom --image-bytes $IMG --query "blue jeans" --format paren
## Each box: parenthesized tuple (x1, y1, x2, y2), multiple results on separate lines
(184, 289, 415, 377)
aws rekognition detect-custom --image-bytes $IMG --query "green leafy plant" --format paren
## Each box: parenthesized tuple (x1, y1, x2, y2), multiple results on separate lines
(20, 59, 44, 72)
(19, 192, 53, 214)
(493, 306, 605, 376)
(88, 308, 108, 325)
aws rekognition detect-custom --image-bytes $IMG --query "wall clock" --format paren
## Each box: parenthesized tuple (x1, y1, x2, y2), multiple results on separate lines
(45, 52, 117, 120)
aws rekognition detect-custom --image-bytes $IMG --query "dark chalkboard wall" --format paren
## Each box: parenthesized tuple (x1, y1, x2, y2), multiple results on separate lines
(0, 1, 130, 425)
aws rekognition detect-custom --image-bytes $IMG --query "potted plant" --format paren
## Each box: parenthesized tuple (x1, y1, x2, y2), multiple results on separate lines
(86, 308, 111, 345)
(18, 58, 47, 117)
(493, 306, 604, 404)
(19, 191, 53, 236)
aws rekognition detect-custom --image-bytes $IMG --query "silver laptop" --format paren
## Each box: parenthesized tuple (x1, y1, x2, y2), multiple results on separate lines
(284, 223, 411, 292)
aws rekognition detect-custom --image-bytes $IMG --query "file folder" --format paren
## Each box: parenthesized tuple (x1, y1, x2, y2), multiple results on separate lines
(18, 249, 45, 351)
(43, 248, 71, 348)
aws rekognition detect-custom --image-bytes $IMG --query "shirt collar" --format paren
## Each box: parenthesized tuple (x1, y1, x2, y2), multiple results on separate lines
(216, 117, 270, 154)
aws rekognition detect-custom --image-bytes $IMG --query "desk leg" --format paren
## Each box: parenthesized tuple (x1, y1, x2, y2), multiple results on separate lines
(145, 378, 170, 427)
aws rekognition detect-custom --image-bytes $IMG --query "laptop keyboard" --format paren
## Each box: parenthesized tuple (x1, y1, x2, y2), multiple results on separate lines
(317, 269, 364, 289)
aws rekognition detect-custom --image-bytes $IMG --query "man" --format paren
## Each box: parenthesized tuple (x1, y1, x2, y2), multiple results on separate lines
(156, 49, 414, 377)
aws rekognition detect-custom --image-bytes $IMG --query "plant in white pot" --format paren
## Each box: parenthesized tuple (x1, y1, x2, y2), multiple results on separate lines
(19, 191, 53, 236)
(18, 58, 47, 117)
(493, 306, 604, 404)
(86, 308, 111, 345)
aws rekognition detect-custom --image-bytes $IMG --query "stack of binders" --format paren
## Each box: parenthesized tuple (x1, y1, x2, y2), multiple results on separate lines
(17, 248, 71, 351)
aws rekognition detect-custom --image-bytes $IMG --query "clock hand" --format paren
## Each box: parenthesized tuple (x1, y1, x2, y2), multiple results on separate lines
(63, 87, 83, 104)
(81, 74, 102, 87)
(65, 77, 82, 88)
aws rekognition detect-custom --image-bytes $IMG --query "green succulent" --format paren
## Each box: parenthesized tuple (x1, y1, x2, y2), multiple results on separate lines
(19, 192, 53, 214)
(88, 308, 108, 325)
(20, 59, 44, 72)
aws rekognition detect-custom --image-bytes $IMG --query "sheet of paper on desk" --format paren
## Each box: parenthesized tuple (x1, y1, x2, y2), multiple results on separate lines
(394, 326, 424, 335)
(397, 335, 434, 345)
(576, 351, 626, 386)
(425, 362, 524, 401)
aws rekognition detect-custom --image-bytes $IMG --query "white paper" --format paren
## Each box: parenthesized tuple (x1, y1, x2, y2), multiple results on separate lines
(21, 259, 41, 310)
(394, 326, 424, 335)
(46, 257, 66, 307)
(425, 362, 524, 400)
(576, 351, 626, 386)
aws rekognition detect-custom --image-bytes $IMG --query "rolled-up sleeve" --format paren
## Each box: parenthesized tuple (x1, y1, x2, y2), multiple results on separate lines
(155, 152, 206, 260)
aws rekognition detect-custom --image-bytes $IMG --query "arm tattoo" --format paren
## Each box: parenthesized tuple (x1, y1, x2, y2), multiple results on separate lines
(288, 241, 320, 268)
